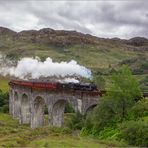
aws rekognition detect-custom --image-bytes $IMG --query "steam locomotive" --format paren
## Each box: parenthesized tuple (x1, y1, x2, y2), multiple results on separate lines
(9, 80, 98, 92)
(57, 82, 98, 91)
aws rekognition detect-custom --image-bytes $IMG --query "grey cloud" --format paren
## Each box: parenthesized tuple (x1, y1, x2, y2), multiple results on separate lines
(0, 1, 148, 38)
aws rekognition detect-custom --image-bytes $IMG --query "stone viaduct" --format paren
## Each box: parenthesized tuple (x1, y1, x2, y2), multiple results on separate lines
(9, 80, 100, 128)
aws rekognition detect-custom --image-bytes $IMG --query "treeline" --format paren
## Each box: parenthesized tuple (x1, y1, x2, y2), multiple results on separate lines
(66, 65, 148, 147)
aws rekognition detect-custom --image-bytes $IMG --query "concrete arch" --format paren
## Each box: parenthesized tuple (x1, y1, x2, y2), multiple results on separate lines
(21, 93, 30, 124)
(85, 104, 97, 114)
(13, 91, 20, 118)
(52, 99, 67, 127)
(31, 96, 46, 128)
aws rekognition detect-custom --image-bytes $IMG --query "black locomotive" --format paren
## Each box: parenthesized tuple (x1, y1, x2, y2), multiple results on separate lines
(57, 82, 98, 91)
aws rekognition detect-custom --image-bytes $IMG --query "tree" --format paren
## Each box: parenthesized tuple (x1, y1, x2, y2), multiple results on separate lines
(85, 98, 117, 133)
(103, 65, 142, 121)
(84, 65, 142, 133)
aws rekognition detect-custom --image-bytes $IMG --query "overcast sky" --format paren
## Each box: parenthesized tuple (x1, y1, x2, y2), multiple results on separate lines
(0, 0, 148, 39)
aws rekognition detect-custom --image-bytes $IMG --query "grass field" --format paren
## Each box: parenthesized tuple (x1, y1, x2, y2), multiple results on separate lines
(0, 76, 9, 92)
(0, 113, 126, 147)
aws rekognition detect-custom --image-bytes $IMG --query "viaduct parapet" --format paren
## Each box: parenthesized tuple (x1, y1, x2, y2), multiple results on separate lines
(9, 80, 100, 128)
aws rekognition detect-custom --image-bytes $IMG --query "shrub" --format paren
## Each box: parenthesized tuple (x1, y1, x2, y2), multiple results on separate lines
(44, 107, 48, 114)
(61, 127, 72, 134)
(0, 90, 9, 113)
(80, 127, 93, 136)
(65, 112, 84, 130)
(84, 99, 117, 133)
(128, 99, 148, 120)
(98, 126, 120, 140)
(119, 120, 148, 147)
(64, 102, 75, 113)
(141, 62, 148, 70)
(6, 52, 19, 60)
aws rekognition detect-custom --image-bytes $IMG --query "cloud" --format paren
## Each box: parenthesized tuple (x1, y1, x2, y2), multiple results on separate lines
(0, 1, 148, 38)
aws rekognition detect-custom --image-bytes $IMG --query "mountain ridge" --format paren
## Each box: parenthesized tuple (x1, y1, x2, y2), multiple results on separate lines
(0, 26, 148, 48)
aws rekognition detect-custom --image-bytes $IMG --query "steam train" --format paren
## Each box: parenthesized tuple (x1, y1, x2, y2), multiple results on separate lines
(9, 80, 98, 92)
(58, 82, 98, 91)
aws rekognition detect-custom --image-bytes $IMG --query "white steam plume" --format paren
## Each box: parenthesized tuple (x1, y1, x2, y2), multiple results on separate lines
(59, 78, 79, 83)
(0, 57, 92, 81)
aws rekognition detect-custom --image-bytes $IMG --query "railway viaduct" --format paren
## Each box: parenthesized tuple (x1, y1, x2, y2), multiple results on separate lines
(9, 80, 100, 128)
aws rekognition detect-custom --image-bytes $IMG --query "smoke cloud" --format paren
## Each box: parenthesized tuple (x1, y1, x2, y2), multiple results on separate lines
(0, 56, 92, 82)
(59, 78, 79, 84)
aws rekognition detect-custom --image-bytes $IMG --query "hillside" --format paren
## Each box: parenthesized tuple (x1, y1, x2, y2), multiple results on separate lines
(0, 27, 147, 147)
(0, 26, 148, 91)
(0, 113, 126, 147)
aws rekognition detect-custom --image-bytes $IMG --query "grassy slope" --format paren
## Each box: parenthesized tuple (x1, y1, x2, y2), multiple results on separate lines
(1, 39, 146, 69)
(0, 76, 9, 92)
(0, 38, 147, 91)
(0, 113, 125, 147)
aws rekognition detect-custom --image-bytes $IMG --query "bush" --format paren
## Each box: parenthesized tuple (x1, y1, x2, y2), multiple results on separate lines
(98, 126, 120, 140)
(128, 99, 148, 120)
(141, 62, 148, 70)
(64, 102, 75, 113)
(80, 124, 120, 141)
(6, 52, 19, 60)
(0, 90, 9, 113)
(65, 112, 84, 130)
(84, 99, 117, 133)
(44, 107, 48, 114)
(61, 127, 72, 134)
(80, 127, 93, 136)
(132, 68, 144, 75)
(119, 120, 148, 147)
